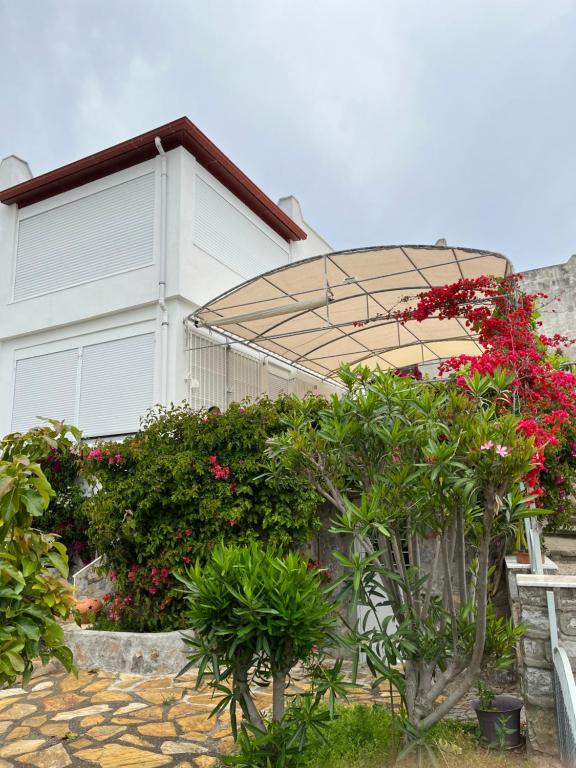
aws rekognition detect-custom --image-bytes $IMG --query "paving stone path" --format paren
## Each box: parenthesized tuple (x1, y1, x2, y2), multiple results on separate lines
(0, 667, 401, 767)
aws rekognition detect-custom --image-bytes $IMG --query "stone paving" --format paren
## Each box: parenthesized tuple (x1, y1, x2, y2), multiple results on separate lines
(0, 666, 401, 768)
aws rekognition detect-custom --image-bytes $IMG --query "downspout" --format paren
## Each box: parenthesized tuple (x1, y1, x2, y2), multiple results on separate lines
(155, 137, 169, 404)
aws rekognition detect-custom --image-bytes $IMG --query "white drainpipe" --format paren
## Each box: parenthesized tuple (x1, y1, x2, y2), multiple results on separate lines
(155, 137, 169, 404)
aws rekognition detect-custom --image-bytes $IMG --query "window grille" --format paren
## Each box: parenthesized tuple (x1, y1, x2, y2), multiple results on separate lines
(230, 350, 261, 403)
(187, 331, 227, 411)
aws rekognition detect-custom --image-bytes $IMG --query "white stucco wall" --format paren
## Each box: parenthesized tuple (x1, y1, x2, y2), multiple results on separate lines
(0, 142, 332, 437)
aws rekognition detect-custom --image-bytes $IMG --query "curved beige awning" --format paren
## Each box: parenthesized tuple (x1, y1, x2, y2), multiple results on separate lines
(192, 245, 512, 380)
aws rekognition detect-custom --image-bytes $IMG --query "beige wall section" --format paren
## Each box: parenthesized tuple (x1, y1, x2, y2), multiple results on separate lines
(522, 255, 576, 361)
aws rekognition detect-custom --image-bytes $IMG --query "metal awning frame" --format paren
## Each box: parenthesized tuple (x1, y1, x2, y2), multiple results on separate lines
(189, 245, 512, 381)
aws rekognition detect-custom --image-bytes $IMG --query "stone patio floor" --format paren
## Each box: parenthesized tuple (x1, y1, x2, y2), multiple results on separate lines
(0, 666, 402, 767)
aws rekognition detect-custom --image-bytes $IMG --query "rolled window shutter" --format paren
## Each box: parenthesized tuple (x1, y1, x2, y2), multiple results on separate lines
(14, 173, 155, 300)
(195, 177, 289, 278)
(79, 334, 155, 437)
(12, 349, 78, 432)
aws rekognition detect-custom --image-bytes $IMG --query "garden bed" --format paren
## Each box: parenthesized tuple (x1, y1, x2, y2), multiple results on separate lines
(61, 622, 191, 675)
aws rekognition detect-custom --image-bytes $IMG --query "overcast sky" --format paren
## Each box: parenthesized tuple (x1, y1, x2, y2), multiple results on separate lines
(1, 0, 575, 271)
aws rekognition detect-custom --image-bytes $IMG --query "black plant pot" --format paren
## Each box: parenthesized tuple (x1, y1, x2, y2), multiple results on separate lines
(472, 695, 523, 748)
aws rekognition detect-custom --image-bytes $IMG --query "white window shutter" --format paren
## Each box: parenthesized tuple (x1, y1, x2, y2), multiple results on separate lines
(79, 334, 155, 437)
(194, 176, 289, 278)
(14, 173, 155, 300)
(268, 364, 292, 400)
(12, 349, 78, 432)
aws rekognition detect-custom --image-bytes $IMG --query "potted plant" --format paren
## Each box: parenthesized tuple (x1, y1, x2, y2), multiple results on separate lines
(472, 682, 523, 748)
(514, 524, 530, 564)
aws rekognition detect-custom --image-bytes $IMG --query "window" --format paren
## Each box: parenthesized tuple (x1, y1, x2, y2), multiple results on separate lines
(12, 333, 155, 437)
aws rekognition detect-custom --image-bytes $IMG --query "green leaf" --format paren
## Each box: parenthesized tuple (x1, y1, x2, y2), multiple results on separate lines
(46, 551, 68, 578)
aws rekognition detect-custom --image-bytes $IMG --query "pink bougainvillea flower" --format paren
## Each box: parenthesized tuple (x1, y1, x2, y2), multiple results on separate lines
(88, 448, 103, 461)
(495, 445, 509, 457)
(480, 441, 494, 451)
(228, 519, 237, 526)
(208, 455, 218, 465)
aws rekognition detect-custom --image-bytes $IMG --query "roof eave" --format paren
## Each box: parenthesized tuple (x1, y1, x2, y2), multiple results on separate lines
(0, 117, 307, 243)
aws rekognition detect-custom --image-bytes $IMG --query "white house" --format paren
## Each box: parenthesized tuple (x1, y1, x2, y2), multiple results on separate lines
(0, 117, 334, 438)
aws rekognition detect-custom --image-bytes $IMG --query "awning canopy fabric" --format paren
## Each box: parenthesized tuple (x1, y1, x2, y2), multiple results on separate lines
(193, 245, 512, 380)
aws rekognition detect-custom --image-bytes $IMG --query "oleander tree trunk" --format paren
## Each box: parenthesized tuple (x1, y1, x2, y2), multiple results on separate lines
(266, 367, 537, 731)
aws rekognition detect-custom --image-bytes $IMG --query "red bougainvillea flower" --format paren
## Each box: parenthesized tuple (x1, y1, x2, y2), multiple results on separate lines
(396, 273, 576, 502)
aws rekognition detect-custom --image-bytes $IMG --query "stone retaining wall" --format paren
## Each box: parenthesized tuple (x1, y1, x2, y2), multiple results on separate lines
(62, 623, 192, 676)
(506, 558, 576, 757)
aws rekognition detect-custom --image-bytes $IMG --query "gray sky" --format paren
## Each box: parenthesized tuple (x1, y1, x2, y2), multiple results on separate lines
(1, 0, 575, 271)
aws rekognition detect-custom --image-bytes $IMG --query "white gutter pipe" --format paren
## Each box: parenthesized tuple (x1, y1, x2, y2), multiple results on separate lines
(155, 137, 169, 404)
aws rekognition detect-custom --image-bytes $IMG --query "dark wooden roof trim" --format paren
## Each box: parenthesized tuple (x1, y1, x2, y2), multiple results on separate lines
(0, 117, 307, 242)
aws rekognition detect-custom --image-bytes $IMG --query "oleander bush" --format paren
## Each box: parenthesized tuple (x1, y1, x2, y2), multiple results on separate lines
(178, 542, 345, 768)
(83, 397, 324, 632)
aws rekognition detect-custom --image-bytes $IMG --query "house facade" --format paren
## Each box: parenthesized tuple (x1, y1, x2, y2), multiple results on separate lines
(0, 118, 334, 439)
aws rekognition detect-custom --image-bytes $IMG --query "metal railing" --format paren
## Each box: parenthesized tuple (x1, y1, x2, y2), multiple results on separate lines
(553, 645, 576, 765)
(526, 517, 576, 765)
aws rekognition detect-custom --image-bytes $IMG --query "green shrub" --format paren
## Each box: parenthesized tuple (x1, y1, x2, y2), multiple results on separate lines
(84, 398, 323, 631)
(2, 419, 90, 563)
(178, 542, 344, 768)
(0, 423, 77, 685)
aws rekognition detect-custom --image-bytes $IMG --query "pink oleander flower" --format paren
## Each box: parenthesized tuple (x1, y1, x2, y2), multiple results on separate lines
(480, 441, 494, 451)
(495, 445, 509, 457)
